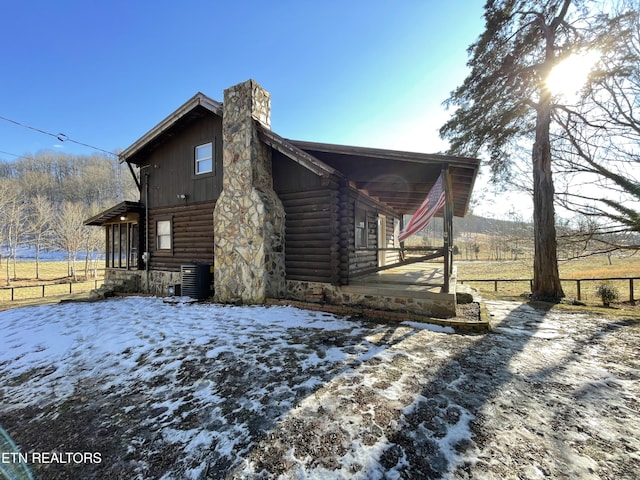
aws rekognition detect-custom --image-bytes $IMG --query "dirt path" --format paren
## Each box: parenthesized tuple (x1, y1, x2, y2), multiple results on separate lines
(0, 298, 638, 479)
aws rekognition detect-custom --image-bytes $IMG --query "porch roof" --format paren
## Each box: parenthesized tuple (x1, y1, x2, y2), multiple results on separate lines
(84, 201, 144, 226)
(289, 140, 480, 216)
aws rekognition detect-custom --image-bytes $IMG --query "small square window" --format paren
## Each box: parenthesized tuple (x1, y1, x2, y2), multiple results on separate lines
(157, 220, 172, 250)
(195, 142, 213, 175)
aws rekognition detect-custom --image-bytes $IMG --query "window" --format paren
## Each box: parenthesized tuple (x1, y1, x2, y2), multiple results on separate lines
(106, 222, 138, 269)
(195, 142, 213, 174)
(355, 208, 368, 248)
(120, 223, 127, 266)
(129, 224, 139, 267)
(157, 219, 172, 250)
(110, 225, 119, 267)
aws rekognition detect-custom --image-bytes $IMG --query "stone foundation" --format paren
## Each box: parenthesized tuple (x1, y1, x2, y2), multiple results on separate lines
(103, 269, 142, 291)
(285, 280, 457, 319)
(141, 270, 181, 295)
(89, 269, 142, 301)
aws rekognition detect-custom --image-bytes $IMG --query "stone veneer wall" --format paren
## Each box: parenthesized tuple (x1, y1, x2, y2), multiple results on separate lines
(103, 269, 142, 291)
(213, 79, 286, 304)
(102, 269, 179, 296)
(142, 270, 182, 295)
(284, 280, 457, 318)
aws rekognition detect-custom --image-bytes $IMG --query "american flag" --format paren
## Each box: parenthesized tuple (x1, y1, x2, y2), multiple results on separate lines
(398, 171, 446, 242)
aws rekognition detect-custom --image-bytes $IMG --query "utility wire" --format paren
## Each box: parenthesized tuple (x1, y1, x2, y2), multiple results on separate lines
(0, 114, 118, 157)
(0, 149, 24, 159)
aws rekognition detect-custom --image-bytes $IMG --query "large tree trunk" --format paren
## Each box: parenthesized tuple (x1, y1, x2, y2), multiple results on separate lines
(532, 88, 565, 299)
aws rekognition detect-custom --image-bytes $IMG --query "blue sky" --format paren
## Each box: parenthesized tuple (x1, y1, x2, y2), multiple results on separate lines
(0, 1, 484, 159)
(1, 2, 528, 217)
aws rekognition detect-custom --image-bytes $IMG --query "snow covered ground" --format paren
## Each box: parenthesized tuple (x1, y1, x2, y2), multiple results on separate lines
(0, 297, 638, 479)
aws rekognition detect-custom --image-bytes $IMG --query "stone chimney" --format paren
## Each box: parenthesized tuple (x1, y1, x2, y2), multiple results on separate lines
(213, 79, 286, 303)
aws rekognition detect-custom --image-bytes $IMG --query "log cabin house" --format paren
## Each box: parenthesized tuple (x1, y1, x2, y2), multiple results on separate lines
(85, 79, 479, 318)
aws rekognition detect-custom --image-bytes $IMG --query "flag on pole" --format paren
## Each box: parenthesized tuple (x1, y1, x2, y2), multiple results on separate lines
(398, 171, 446, 242)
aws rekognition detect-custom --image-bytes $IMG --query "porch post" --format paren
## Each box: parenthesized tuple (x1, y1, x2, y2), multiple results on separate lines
(443, 165, 454, 293)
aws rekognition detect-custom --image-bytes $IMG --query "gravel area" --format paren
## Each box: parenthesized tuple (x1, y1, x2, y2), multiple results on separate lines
(0, 297, 638, 479)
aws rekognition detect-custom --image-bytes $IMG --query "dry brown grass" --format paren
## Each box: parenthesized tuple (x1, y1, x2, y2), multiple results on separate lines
(456, 253, 640, 305)
(0, 260, 103, 283)
(0, 260, 105, 305)
(2, 256, 638, 310)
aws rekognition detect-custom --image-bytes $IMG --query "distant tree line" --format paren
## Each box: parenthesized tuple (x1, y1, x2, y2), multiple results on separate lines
(0, 151, 138, 284)
(413, 211, 639, 263)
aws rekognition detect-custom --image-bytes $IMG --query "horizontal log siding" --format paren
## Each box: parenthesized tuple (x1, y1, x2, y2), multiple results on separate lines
(339, 184, 401, 283)
(384, 217, 401, 265)
(148, 201, 215, 271)
(280, 188, 340, 284)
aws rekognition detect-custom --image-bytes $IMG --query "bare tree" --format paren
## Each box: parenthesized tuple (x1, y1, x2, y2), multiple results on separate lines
(53, 202, 87, 281)
(441, 0, 635, 298)
(0, 179, 14, 274)
(552, 2, 640, 242)
(81, 204, 106, 278)
(27, 194, 55, 279)
(3, 190, 27, 283)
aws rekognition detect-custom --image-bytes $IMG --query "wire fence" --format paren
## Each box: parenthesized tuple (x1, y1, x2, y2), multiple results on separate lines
(459, 276, 639, 303)
(0, 278, 106, 302)
(2, 273, 638, 305)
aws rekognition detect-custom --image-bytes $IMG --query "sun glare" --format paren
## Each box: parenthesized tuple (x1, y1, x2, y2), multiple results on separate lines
(546, 51, 600, 99)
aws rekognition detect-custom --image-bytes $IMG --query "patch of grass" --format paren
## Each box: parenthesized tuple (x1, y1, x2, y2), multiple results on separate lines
(0, 281, 102, 304)
(0, 260, 105, 306)
(456, 254, 640, 306)
(0, 260, 105, 284)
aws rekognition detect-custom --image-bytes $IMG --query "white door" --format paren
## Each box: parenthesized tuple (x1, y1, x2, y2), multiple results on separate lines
(378, 214, 387, 267)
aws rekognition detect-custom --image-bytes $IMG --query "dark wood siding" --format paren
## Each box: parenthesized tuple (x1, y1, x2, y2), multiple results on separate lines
(143, 115, 223, 208)
(273, 151, 340, 283)
(384, 216, 401, 265)
(148, 201, 215, 272)
(338, 185, 401, 282)
(272, 150, 324, 193)
(279, 189, 340, 283)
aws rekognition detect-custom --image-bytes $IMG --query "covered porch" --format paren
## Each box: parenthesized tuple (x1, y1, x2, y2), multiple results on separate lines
(276, 259, 489, 331)
(339, 255, 458, 319)
(349, 259, 453, 293)
(289, 140, 479, 292)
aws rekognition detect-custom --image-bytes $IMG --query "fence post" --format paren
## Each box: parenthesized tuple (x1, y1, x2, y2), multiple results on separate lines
(576, 280, 581, 301)
(11, 288, 14, 301)
(42, 285, 45, 298)
(494, 280, 498, 292)
(69, 282, 72, 294)
(630, 279, 635, 302)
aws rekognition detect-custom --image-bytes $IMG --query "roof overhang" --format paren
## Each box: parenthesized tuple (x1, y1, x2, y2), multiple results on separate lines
(256, 123, 343, 180)
(288, 140, 480, 216)
(84, 201, 144, 226)
(120, 92, 222, 166)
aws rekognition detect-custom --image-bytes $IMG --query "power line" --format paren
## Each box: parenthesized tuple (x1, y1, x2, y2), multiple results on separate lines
(0, 149, 23, 159)
(0, 114, 118, 158)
